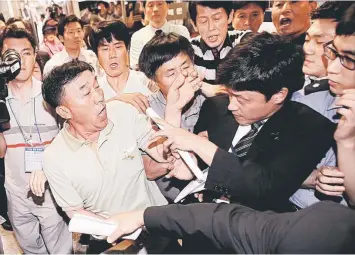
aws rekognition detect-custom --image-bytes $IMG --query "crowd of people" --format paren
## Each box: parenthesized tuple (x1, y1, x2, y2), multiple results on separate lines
(0, 0, 355, 254)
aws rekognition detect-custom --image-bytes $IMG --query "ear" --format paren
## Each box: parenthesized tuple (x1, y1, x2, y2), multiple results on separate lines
(56, 105, 72, 120)
(190, 19, 198, 33)
(309, 1, 317, 12)
(59, 35, 64, 43)
(228, 10, 234, 24)
(271, 88, 288, 105)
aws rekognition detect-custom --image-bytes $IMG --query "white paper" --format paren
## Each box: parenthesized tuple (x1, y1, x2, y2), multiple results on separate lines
(174, 169, 208, 203)
(146, 107, 205, 181)
(69, 214, 142, 240)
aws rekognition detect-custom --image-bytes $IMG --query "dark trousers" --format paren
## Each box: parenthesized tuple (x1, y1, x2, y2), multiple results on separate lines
(0, 158, 8, 220)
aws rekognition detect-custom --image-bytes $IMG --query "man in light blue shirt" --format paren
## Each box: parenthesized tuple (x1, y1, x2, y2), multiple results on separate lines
(290, 2, 353, 208)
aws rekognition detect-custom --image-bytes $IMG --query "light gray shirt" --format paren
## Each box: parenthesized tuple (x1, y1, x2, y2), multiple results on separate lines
(290, 91, 347, 208)
(148, 91, 205, 200)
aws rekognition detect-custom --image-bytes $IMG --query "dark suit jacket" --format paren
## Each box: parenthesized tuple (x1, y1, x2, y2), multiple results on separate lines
(144, 201, 355, 253)
(194, 95, 336, 212)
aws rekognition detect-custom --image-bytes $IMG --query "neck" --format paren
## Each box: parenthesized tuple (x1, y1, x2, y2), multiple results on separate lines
(9, 78, 33, 103)
(65, 47, 81, 58)
(150, 19, 166, 29)
(106, 69, 130, 94)
(67, 122, 100, 143)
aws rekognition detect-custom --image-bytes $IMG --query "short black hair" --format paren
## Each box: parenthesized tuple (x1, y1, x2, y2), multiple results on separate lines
(311, 1, 354, 21)
(217, 32, 304, 101)
(97, 1, 109, 9)
(233, 1, 267, 13)
(58, 15, 84, 37)
(36, 51, 50, 75)
(336, 3, 355, 36)
(142, 1, 171, 8)
(0, 27, 36, 53)
(139, 32, 194, 80)
(42, 60, 94, 108)
(89, 21, 130, 55)
(189, 1, 233, 24)
(6, 17, 26, 26)
(0, 13, 5, 23)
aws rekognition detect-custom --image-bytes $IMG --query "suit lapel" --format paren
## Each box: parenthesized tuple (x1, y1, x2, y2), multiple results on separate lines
(219, 111, 239, 151)
(246, 102, 292, 159)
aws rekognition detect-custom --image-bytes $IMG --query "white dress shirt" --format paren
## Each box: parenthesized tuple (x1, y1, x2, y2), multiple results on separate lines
(43, 47, 99, 76)
(98, 70, 152, 100)
(228, 120, 267, 153)
(129, 20, 190, 69)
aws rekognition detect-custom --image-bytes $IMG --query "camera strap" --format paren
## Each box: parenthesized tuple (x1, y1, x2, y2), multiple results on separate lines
(7, 94, 43, 146)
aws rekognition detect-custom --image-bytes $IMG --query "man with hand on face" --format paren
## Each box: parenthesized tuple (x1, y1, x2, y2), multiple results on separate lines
(43, 15, 98, 76)
(149, 33, 336, 213)
(272, 0, 317, 46)
(189, 1, 250, 84)
(130, 0, 190, 70)
(289, 1, 353, 209)
(0, 27, 72, 254)
(138, 32, 207, 200)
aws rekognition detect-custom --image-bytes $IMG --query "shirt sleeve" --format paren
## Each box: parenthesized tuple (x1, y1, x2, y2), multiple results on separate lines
(43, 150, 84, 211)
(129, 32, 142, 70)
(130, 106, 154, 150)
(180, 25, 191, 40)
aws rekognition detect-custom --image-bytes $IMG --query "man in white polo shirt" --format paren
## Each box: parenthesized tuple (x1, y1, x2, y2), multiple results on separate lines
(43, 15, 98, 76)
(0, 27, 72, 254)
(129, 0, 190, 70)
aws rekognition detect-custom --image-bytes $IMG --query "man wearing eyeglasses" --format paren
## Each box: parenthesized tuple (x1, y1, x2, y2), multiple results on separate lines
(289, 2, 352, 210)
(327, 3, 355, 207)
(291, 3, 355, 208)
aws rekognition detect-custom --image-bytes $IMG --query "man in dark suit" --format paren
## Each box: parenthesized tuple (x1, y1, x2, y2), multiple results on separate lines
(149, 32, 336, 212)
(105, 201, 355, 253)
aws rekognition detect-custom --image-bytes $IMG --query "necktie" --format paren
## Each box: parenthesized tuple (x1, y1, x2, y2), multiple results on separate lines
(304, 79, 329, 95)
(232, 121, 264, 159)
(155, 29, 163, 36)
(211, 48, 220, 60)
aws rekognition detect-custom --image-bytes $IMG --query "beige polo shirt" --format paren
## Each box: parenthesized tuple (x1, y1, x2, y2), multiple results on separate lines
(43, 101, 167, 217)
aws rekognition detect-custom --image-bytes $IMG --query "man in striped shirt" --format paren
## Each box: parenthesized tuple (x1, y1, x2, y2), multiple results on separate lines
(189, 2, 250, 84)
(0, 27, 72, 253)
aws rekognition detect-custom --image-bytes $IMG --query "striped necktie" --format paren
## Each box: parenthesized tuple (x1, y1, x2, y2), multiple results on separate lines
(232, 121, 264, 159)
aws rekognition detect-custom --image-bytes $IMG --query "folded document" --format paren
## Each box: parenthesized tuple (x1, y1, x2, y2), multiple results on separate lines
(69, 214, 142, 240)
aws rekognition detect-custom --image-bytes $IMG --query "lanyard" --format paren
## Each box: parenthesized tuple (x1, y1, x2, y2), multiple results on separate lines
(7, 96, 43, 146)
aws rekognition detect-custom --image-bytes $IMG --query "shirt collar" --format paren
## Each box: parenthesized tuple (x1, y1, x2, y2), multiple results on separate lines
(326, 92, 338, 111)
(199, 32, 232, 55)
(156, 90, 167, 105)
(61, 47, 85, 60)
(148, 20, 169, 32)
(7, 76, 42, 101)
(62, 120, 114, 152)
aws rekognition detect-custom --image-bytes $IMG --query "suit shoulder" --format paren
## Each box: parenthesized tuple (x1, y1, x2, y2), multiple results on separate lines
(290, 101, 336, 130)
(203, 95, 229, 111)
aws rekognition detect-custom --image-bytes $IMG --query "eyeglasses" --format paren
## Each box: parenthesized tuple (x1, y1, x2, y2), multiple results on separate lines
(323, 41, 355, 71)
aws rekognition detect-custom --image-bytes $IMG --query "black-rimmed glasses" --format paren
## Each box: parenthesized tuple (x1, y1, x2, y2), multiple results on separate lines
(323, 41, 355, 71)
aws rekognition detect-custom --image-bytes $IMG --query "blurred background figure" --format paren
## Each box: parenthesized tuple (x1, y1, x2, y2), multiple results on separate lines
(232, 1, 268, 33)
(40, 20, 64, 57)
(272, 0, 317, 45)
(97, 1, 114, 21)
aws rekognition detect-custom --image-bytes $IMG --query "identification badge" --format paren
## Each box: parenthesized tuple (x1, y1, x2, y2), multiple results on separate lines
(24, 147, 44, 173)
